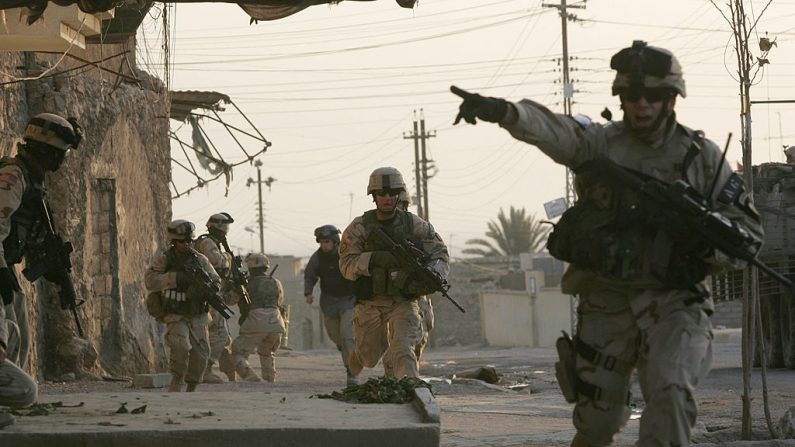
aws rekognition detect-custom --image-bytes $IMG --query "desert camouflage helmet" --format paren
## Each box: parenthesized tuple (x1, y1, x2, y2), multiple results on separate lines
(245, 252, 269, 269)
(207, 212, 234, 233)
(785, 146, 795, 160)
(397, 190, 411, 205)
(24, 113, 83, 151)
(314, 224, 340, 243)
(367, 167, 406, 194)
(610, 40, 686, 98)
(167, 220, 196, 242)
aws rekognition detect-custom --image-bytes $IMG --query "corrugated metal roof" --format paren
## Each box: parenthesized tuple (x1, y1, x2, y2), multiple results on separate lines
(169, 90, 231, 122)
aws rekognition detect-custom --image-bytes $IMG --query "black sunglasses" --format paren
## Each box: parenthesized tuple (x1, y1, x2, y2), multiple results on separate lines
(375, 189, 401, 197)
(620, 88, 672, 104)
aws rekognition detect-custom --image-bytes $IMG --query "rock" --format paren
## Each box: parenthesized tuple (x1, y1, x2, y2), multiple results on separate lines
(453, 366, 501, 384)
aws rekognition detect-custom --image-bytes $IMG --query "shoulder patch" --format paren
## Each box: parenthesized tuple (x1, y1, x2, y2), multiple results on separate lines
(0, 172, 18, 190)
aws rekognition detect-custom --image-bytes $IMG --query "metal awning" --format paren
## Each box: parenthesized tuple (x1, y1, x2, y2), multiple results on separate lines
(170, 90, 231, 123)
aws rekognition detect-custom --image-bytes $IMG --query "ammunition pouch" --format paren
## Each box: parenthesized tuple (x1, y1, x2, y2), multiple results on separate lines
(548, 196, 710, 289)
(146, 292, 166, 321)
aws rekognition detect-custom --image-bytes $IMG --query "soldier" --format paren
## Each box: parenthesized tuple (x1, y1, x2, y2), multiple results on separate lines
(304, 224, 357, 385)
(229, 253, 285, 382)
(452, 40, 763, 447)
(145, 220, 219, 392)
(0, 114, 82, 371)
(395, 192, 434, 363)
(0, 113, 81, 428)
(194, 212, 237, 383)
(339, 167, 449, 379)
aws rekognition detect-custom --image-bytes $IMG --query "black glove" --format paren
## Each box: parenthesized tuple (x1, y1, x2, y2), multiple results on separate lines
(451, 85, 508, 125)
(175, 272, 191, 291)
(0, 267, 20, 305)
(370, 251, 400, 269)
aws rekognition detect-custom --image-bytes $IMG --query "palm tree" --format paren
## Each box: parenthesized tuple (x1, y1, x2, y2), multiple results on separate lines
(463, 206, 550, 256)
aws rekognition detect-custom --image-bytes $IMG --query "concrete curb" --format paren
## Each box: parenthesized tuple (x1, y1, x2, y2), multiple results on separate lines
(413, 387, 440, 423)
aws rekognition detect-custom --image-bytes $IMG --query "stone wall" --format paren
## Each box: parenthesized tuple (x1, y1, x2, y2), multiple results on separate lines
(0, 41, 171, 379)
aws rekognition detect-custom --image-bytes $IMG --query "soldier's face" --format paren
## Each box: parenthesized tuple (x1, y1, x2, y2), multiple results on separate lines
(173, 240, 191, 255)
(621, 89, 676, 131)
(374, 189, 399, 214)
(319, 240, 334, 252)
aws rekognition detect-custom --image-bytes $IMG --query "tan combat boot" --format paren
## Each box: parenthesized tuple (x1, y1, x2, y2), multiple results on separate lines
(185, 382, 198, 392)
(202, 368, 224, 384)
(239, 365, 262, 382)
(168, 376, 183, 392)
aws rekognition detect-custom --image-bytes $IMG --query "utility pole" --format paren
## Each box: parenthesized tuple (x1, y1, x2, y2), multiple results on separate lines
(402, 109, 435, 220)
(246, 159, 275, 254)
(544, 0, 585, 336)
(544, 0, 585, 207)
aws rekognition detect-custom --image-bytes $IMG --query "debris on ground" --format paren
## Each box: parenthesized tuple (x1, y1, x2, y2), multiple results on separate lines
(453, 366, 501, 384)
(1, 401, 84, 417)
(316, 377, 432, 404)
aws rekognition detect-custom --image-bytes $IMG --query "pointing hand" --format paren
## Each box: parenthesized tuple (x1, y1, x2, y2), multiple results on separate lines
(450, 85, 509, 125)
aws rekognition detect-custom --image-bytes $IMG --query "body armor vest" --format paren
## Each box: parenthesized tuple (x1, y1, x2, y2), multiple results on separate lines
(547, 145, 709, 290)
(317, 250, 352, 297)
(162, 248, 209, 315)
(247, 275, 281, 310)
(0, 157, 46, 265)
(359, 210, 416, 298)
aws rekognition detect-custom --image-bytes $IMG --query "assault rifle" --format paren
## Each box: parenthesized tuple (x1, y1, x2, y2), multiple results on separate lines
(373, 228, 465, 313)
(586, 157, 793, 290)
(22, 199, 84, 337)
(219, 239, 251, 306)
(183, 252, 234, 319)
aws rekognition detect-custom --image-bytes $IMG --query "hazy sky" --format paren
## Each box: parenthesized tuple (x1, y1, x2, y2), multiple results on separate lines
(136, 0, 795, 259)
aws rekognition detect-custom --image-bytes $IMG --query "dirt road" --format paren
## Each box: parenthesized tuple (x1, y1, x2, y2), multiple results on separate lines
(26, 329, 795, 446)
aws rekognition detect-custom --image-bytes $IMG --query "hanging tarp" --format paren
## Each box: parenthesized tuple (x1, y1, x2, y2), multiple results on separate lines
(241, 0, 415, 21)
(2, 0, 417, 24)
(187, 115, 228, 176)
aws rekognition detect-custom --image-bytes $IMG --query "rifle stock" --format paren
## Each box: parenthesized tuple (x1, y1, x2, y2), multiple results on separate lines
(373, 228, 465, 313)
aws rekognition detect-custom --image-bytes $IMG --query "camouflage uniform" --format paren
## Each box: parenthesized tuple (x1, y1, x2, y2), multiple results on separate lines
(414, 296, 434, 360)
(194, 232, 235, 382)
(0, 300, 36, 413)
(453, 42, 763, 447)
(340, 207, 449, 379)
(505, 60, 759, 447)
(145, 240, 218, 392)
(0, 155, 41, 370)
(230, 253, 285, 382)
